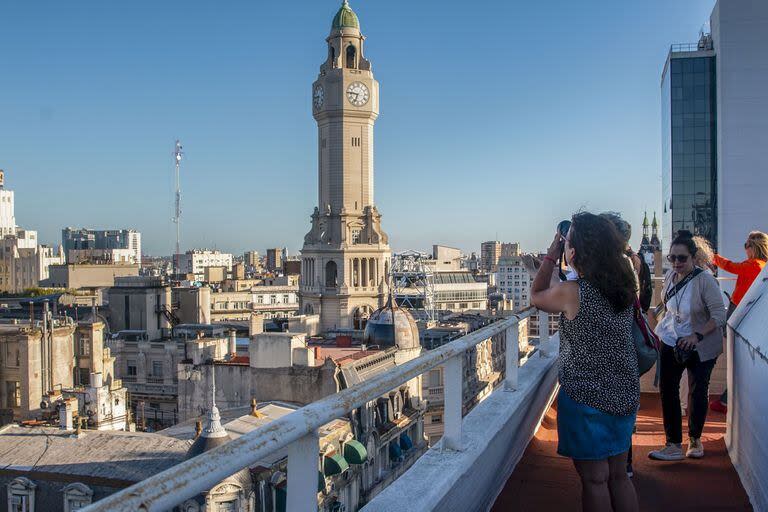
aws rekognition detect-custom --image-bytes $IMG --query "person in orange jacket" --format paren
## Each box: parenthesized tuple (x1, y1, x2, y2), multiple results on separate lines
(714, 231, 768, 313)
(710, 231, 768, 413)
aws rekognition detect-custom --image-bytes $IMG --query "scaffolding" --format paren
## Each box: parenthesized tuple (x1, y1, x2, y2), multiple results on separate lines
(390, 250, 437, 323)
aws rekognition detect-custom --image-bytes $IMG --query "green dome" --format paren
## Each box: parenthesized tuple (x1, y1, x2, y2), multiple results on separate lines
(332, 0, 360, 30)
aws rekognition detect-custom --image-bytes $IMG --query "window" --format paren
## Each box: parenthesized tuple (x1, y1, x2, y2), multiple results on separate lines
(216, 502, 237, 512)
(325, 261, 338, 288)
(78, 368, 90, 386)
(78, 338, 90, 357)
(5, 341, 20, 368)
(8, 477, 35, 512)
(152, 361, 163, 378)
(127, 360, 137, 376)
(6, 381, 20, 408)
(431, 415, 442, 424)
(63, 483, 93, 512)
(428, 369, 441, 387)
(351, 229, 361, 244)
(346, 45, 357, 69)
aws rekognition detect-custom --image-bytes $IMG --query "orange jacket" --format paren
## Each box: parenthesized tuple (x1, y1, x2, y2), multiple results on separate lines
(713, 254, 766, 305)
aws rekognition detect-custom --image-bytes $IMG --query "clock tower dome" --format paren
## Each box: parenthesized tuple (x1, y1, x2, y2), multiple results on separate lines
(300, 0, 391, 332)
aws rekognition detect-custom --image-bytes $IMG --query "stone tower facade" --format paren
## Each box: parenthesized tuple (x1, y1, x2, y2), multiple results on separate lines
(300, 1, 391, 332)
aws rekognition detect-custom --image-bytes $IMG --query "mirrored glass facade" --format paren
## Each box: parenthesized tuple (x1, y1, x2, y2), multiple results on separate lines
(661, 54, 718, 249)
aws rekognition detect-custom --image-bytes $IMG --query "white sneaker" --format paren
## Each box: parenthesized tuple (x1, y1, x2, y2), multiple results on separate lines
(686, 438, 704, 458)
(649, 443, 684, 461)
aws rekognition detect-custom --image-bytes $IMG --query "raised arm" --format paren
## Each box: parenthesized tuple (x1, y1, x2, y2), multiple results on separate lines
(713, 254, 749, 276)
(531, 234, 579, 318)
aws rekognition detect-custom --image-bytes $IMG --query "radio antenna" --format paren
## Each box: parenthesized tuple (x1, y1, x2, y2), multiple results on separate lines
(173, 140, 183, 277)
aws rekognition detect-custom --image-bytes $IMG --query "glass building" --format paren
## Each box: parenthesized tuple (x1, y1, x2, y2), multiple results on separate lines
(661, 37, 718, 249)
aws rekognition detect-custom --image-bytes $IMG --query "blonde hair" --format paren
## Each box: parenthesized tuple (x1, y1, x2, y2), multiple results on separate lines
(692, 235, 715, 269)
(747, 231, 768, 261)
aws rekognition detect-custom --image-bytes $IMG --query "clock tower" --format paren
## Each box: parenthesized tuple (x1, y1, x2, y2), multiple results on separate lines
(300, 0, 391, 332)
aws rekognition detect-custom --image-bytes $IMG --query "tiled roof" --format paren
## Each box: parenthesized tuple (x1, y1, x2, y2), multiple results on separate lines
(0, 426, 190, 484)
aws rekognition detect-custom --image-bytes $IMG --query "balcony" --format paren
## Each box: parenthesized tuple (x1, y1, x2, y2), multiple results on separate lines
(81, 270, 768, 512)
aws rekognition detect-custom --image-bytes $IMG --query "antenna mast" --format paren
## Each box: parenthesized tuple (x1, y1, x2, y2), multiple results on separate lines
(173, 140, 183, 277)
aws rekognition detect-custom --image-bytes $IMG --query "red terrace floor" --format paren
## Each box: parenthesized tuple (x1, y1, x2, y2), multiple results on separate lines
(492, 393, 753, 512)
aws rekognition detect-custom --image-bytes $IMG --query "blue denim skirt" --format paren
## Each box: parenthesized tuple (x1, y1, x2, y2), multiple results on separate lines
(557, 388, 636, 460)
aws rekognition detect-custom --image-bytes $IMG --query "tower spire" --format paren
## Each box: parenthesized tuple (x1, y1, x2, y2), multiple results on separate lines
(202, 364, 227, 439)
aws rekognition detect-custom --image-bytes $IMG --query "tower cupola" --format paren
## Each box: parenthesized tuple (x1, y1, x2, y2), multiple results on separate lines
(332, 0, 360, 31)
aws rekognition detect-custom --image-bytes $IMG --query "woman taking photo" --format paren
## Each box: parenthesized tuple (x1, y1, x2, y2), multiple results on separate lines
(649, 231, 726, 461)
(532, 212, 639, 512)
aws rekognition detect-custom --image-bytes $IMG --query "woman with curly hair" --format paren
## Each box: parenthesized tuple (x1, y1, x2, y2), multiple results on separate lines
(532, 212, 639, 512)
(692, 235, 716, 273)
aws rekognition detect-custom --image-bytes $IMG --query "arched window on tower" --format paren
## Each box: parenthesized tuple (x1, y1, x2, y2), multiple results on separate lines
(346, 45, 357, 69)
(325, 261, 338, 288)
(329, 46, 337, 68)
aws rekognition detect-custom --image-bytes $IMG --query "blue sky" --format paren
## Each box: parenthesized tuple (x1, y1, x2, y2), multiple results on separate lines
(0, 0, 716, 256)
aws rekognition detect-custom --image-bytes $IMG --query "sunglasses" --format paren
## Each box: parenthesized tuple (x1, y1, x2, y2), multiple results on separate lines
(667, 254, 689, 263)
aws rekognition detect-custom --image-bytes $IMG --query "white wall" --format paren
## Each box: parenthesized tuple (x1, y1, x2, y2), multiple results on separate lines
(0, 189, 15, 236)
(249, 333, 306, 369)
(726, 266, 768, 511)
(712, 0, 768, 283)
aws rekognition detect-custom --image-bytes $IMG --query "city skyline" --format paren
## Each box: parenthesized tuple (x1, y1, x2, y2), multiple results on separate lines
(1, 0, 716, 256)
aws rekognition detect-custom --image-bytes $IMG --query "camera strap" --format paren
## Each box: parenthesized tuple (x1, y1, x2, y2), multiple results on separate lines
(558, 246, 568, 281)
(663, 267, 703, 306)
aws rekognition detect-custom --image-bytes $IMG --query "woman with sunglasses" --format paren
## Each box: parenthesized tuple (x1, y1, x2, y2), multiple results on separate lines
(710, 231, 768, 412)
(649, 231, 726, 461)
(713, 231, 768, 316)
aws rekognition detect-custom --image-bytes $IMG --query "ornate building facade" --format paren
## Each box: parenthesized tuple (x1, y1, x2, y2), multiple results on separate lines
(300, 1, 391, 333)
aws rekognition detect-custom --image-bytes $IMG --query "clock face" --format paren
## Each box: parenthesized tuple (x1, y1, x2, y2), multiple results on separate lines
(346, 82, 370, 107)
(313, 85, 324, 110)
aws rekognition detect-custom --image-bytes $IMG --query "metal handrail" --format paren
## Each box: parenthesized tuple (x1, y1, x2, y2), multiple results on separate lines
(82, 307, 543, 512)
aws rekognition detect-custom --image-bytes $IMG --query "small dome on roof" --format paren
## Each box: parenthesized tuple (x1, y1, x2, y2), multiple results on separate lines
(363, 295, 420, 351)
(332, 0, 360, 30)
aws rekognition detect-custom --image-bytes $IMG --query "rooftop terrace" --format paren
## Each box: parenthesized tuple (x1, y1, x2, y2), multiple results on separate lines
(78, 268, 768, 512)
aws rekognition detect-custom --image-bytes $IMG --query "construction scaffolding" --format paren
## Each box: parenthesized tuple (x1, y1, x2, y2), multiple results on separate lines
(390, 250, 437, 323)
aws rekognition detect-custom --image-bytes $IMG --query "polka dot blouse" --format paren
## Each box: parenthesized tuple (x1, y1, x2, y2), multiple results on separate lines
(558, 279, 640, 417)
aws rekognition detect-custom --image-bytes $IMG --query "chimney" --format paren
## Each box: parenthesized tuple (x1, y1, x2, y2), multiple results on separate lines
(249, 313, 264, 338)
(60, 399, 74, 430)
(228, 330, 237, 358)
(91, 372, 103, 388)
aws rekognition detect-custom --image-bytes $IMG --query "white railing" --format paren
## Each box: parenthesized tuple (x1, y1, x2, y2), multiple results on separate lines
(82, 308, 549, 512)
